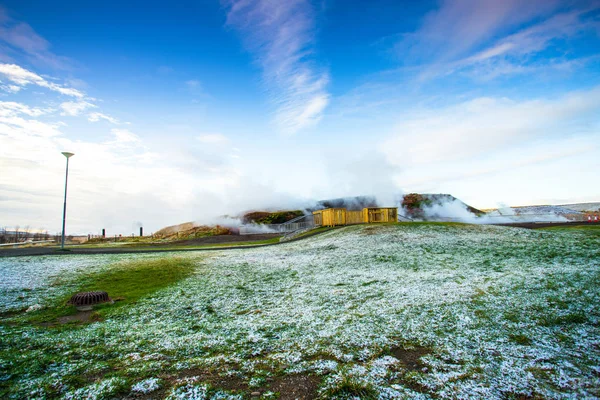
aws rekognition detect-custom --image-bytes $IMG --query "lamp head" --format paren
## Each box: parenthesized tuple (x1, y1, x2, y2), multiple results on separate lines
(61, 152, 74, 159)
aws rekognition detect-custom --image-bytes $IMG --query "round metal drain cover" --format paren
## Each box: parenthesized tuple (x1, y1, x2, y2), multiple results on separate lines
(68, 291, 112, 311)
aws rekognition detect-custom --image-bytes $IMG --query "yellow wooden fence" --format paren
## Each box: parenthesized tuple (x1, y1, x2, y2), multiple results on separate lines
(313, 207, 398, 227)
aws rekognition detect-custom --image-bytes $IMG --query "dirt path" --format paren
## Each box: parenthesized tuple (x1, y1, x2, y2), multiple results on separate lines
(497, 221, 598, 229)
(0, 230, 333, 258)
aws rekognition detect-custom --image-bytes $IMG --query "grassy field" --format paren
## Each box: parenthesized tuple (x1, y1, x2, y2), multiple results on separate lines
(0, 223, 599, 399)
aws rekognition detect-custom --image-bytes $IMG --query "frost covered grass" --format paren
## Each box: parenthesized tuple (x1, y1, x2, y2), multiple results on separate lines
(0, 223, 599, 399)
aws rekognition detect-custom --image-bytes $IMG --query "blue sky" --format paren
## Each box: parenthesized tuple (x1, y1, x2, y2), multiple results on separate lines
(1, 0, 599, 234)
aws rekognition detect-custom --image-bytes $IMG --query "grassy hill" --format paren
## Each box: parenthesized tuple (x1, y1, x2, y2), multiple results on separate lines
(154, 222, 231, 240)
(1, 223, 598, 398)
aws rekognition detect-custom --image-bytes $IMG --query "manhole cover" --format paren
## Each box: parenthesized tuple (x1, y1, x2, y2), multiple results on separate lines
(68, 291, 112, 311)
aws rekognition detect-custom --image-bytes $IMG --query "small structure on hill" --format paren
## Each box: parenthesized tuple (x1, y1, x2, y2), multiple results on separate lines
(313, 207, 398, 227)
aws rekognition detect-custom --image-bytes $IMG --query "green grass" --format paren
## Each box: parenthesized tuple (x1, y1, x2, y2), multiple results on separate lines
(321, 375, 378, 400)
(289, 226, 334, 239)
(25, 257, 197, 325)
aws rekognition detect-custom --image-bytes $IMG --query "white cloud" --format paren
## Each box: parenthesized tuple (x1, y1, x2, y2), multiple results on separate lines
(88, 112, 119, 124)
(383, 87, 600, 167)
(0, 101, 49, 117)
(0, 63, 83, 97)
(109, 128, 140, 145)
(391, 0, 600, 82)
(223, 0, 330, 134)
(60, 100, 96, 116)
(376, 86, 600, 207)
(0, 82, 21, 93)
(396, 0, 562, 65)
(452, 8, 598, 79)
(186, 79, 200, 88)
(0, 115, 63, 138)
(197, 133, 229, 144)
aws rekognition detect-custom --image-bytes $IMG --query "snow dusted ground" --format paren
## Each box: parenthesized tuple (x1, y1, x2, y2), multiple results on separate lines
(0, 253, 167, 313)
(1, 223, 599, 399)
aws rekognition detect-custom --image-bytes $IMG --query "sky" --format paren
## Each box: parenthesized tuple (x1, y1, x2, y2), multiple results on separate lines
(0, 0, 599, 235)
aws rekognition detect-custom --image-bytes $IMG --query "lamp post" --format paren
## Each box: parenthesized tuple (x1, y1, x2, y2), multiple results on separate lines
(60, 152, 74, 250)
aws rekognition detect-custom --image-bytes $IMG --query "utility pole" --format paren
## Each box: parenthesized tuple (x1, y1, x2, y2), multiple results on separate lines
(60, 152, 74, 250)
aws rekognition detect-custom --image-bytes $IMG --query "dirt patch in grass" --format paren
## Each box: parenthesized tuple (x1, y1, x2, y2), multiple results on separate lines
(361, 226, 383, 235)
(39, 310, 99, 327)
(166, 368, 249, 392)
(0, 309, 25, 320)
(391, 346, 431, 372)
(269, 374, 320, 400)
(162, 370, 319, 399)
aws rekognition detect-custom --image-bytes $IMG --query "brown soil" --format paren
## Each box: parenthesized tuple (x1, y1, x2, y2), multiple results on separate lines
(387, 346, 433, 395)
(39, 310, 101, 327)
(499, 221, 598, 229)
(57, 311, 97, 324)
(158, 369, 320, 399)
(268, 374, 320, 400)
(391, 346, 431, 372)
(163, 368, 249, 393)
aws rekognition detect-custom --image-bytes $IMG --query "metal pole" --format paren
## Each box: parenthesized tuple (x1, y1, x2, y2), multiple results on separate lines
(61, 156, 70, 250)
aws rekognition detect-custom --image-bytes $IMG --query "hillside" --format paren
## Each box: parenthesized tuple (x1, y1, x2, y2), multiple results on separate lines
(558, 202, 600, 212)
(153, 222, 231, 239)
(2, 223, 598, 398)
(241, 210, 304, 224)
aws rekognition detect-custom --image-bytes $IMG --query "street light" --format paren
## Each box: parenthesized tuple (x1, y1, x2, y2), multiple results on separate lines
(60, 152, 74, 250)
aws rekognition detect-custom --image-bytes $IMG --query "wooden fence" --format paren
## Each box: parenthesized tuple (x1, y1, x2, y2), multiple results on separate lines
(313, 207, 398, 227)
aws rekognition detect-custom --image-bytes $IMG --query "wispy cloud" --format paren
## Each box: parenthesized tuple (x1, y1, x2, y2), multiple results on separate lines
(392, 0, 600, 81)
(0, 63, 83, 97)
(109, 128, 141, 146)
(0, 101, 62, 137)
(396, 0, 562, 64)
(88, 112, 119, 124)
(0, 7, 71, 69)
(186, 79, 200, 88)
(157, 65, 174, 74)
(453, 7, 600, 79)
(197, 133, 229, 144)
(223, 0, 329, 134)
(0, 101, 49, 117)
(382, 86, 600, 168)
(60, 100, 96, 116)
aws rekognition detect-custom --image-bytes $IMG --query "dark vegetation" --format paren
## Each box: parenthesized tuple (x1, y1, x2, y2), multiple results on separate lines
(242, 210, 304, 224)
(401, 193, 431, 218)
(401, 193, 483, 218)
